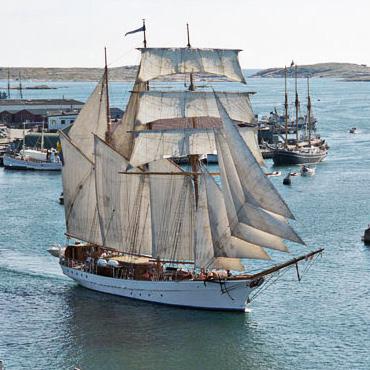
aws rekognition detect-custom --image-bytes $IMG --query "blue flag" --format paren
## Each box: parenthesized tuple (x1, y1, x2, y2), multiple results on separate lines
(125, 25, 145, 37)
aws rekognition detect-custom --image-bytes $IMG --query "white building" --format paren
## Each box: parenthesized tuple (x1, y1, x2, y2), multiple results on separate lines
(47, 112, 78, 131)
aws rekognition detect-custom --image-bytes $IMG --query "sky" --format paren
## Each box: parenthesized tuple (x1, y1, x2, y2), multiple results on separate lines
(2, 0, 370, 69)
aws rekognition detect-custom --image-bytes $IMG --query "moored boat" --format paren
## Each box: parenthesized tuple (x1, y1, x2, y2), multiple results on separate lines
(273, 70, 327, 166)
(300, 164, 315, 176)
(3, 152, 62, 170)
(273, 146, 327, 165)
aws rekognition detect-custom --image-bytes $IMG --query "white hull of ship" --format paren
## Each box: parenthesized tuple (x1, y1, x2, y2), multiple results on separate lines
(3, 155, 62, 171)
(61, 265, 256, 311)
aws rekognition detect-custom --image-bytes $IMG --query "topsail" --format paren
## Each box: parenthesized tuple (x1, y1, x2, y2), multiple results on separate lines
(137, 48, 246, 83)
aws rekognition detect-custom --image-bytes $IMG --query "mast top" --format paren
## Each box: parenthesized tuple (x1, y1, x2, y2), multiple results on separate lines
(143, 19, 147, 48)
(186, 23, 191, 48)
(104, 47, 111, 143)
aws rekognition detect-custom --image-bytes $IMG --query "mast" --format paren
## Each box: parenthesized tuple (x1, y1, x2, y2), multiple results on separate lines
(186, 23, 194, 91)
(19, 72, 23, 99)
(22, 122, 26, 151)
(295, 65, 299, 145)
(142, 19, 147, 48)
(104, 47, 111, 143)
(7, 69, 10, 99)
(284, 66, 288, 148)
(186, 22, 191, 48)
(307, 77, 312, 145)
(186, 22, 199, 207)
(142, 19, 149, 92)
(41, 121, 45, 150)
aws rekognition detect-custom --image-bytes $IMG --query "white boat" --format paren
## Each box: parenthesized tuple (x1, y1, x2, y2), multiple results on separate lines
(56, 29, 323, 311)
(3, 123, 62, 171)
(3, 153, 62, 171)
(300, 165, 315, 176)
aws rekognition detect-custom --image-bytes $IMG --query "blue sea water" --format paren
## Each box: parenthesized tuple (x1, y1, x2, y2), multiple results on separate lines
(1, 76, 370, 369)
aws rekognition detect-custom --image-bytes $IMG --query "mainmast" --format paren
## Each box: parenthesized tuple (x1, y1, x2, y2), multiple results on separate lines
(284, 66, 288, 148)
(19, 72, 23, 99)
(294, 65, 299, 145)
(307, 77, 312, 145)
(104, 47, 111, 143)
(186, 22, 199, 207)
(7, 69, 10, 99)
(41, 121, 45, 150)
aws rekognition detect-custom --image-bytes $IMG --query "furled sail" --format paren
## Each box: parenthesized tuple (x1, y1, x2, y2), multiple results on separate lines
(68, 73, 108, 161)
(60, 132, 102, 245)
(137, 48, 246, 83)
(94, 136, 152, 255)
(214, 92, 295, 219)
(129, 127, 263, 167)
(148, 160, 195, 261)
(133, 91, 254, 125)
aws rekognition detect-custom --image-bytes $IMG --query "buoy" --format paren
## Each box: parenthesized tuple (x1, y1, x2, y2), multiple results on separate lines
(283, 173, 291, 185)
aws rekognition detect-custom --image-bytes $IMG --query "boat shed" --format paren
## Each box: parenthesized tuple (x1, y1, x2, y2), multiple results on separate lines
(0, 99, 84, 127)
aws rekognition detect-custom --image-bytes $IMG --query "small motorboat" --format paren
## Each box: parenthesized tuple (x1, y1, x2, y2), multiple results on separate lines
(349, 127, 357, 134)
(362, 225, 370, 245)
(59, 192, 64, 205)
(283, 173, 292, 185)
(265, 171, 281, 177)
(300, 165, 315, 176)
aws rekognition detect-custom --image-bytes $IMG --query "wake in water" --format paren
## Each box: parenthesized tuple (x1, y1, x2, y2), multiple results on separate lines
(0, 248, 66, 281)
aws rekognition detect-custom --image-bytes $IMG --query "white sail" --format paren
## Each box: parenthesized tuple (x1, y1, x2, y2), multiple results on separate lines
(203, 171, 271, 261)
(215, 131, 304, 245)
(138, 48, 246, 83)
(216, 133, 289, 251)
(60, 133, 102, 245)
(129, 127, 263, 167)
(195, 176, 244, 271)
(111, 79, 147, 159)
(149, 160, 195, 261)
(94, 137, 152, 255)
(134, 91, 254, 125)
(68, 73, 108, 161)
(214, 92, 294, 219)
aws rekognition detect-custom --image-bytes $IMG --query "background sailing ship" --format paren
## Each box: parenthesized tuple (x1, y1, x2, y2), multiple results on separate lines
(272, 65, 328, 165)
(56, 24, 323, 311)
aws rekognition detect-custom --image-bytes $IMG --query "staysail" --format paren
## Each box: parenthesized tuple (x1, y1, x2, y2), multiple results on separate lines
(111, 79, 147, 159)
(137, 48, 246, 83)
(60, 132, 102, 245)
(68, 72, 108, 161)
(215, 131, 303, 246)
(195, 171, 270, 271)
(214, 92, 295, 220)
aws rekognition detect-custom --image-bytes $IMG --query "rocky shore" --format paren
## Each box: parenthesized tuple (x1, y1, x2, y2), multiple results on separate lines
(252, 63, 370, 81)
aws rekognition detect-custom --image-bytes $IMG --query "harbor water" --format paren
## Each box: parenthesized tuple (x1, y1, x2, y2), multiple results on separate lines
(1, 76, 370, 369)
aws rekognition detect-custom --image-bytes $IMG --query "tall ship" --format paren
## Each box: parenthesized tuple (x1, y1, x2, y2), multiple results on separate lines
(272, 66, 328, 165)
(56, 27, 323, 311)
